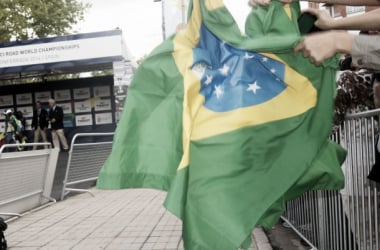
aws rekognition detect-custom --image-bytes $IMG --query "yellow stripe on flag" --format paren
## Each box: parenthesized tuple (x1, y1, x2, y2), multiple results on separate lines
(205, 0, 224, 11)
(191, 54, 317, 141)
(173, 0, 203, 169)
(284, 4, 292, 19)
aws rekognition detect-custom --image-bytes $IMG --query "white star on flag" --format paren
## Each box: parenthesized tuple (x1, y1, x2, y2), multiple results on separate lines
(205, 75, 213, 85)
(244, 52, 255, 59)
(219, 64, 230, 76)
(262, 57, 268, 62)
(214, 85, 224, 99)
(247, 81, 261, 94)
(270, 68, 276, 73)
(191, 63, 206, 79)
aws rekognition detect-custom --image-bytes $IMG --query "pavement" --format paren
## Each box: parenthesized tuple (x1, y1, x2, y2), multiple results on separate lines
(4, 188, 272, 250)
(265, 222, 310, 250)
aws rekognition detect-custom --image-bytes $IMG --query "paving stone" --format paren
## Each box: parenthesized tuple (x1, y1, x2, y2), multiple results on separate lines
(6, 189, 266, 249)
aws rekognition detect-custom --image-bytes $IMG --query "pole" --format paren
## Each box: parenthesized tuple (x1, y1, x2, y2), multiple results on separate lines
(162, 0, 166, 40)
(181, 0, 186, 25)
(153, 0, 166, 40)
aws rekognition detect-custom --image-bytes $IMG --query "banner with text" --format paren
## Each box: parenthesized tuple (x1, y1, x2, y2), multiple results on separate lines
(0, 31, 126, 72)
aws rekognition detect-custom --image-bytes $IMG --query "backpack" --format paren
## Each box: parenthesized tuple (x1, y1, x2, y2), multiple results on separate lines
(0, 217, 7, 250)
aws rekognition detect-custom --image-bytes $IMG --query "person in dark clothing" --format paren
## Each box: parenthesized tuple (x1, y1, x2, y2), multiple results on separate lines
(15, 110, 28, 145)
(0, 217, 7, 250)
(15, 111, 26, 130)
(368, 75, 380, 183)
(368, 142, 380, 183)
(31, 101, 49, 150)
(48, 98, 68, 151)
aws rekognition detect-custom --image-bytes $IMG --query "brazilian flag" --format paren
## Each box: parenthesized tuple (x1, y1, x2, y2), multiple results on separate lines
(97, 1, 345, 249)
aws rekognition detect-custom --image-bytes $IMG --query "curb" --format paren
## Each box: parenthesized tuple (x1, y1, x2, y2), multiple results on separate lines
(253, 227, 273, 250)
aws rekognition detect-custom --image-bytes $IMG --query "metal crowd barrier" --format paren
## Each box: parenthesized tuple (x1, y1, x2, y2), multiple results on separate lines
(0, 143, 58, 221)
(283, 109, 380, 250)
(61, 133, 114, 200)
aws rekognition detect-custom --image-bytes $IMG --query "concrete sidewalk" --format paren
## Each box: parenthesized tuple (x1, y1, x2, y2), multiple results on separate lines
(5, 189, 271, 250)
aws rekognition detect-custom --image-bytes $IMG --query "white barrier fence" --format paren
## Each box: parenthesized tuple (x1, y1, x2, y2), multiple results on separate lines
(61, 133, 114, 200)
(0, 143, 58, 221)
(283, 109, 380, 250)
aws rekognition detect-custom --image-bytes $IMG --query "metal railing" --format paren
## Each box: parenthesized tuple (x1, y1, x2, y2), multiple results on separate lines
(283, 109, 380, 250)
(0, 143, 57, 221)
(0, 142, 51, 154)
(61, 133, 114, 200)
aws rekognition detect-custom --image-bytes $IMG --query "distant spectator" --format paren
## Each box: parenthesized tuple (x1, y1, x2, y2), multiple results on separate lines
(48, 98, 69, 152)
(368, 74, 380, 183)
(15, 110, 27, 143)
(31, 101, 49, 150)
(2, 109, 24, 144)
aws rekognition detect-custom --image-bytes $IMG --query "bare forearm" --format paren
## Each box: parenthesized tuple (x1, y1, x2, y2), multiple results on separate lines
(334, 32, 354, 54)
(301, 0, 380, 6)
(294, 31, 353, 65)
(250, 0, 380, 7)
(326, 9, 380, 30)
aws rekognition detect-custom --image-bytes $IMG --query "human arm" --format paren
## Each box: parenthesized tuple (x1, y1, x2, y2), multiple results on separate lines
(305, 8, 380, 31)
(41, 109, 49, 129)
(304, 0, 380, 5)
(49, 109, 56, 123)
(55, 107, 64, 123)
(294, 31, 353, 65)
(249, 0, 380, 6)
(294, 31, 380, 70)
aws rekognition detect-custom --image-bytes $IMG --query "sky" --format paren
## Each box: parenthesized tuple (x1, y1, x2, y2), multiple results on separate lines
(75, 0, 257, 60)
(75, 0, 308, 60)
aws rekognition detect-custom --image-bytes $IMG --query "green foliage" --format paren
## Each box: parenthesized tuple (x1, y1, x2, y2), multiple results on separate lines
(0, 0, 90, 42)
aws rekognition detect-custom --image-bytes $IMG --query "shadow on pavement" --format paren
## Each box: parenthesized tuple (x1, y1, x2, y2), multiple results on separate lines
(266, 220, 310, 250)
(51, 151, 96, 201)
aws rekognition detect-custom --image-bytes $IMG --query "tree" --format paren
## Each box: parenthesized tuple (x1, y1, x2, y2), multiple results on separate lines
(0, 0, 90, 42)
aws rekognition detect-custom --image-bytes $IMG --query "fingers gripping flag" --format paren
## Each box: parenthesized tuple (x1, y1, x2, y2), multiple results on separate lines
(97, 1, 345, 249)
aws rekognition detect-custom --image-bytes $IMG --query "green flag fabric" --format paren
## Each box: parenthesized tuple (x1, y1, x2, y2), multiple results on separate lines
(97, 1, 345, 249)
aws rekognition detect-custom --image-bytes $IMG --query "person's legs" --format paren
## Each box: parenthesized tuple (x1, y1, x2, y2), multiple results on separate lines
(33, 128, 41, 150)
(51, 129, 60, 150)
(5, 133, 14, 144)
(40, 129, 48, 149)
(56, 129, 69, 150)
